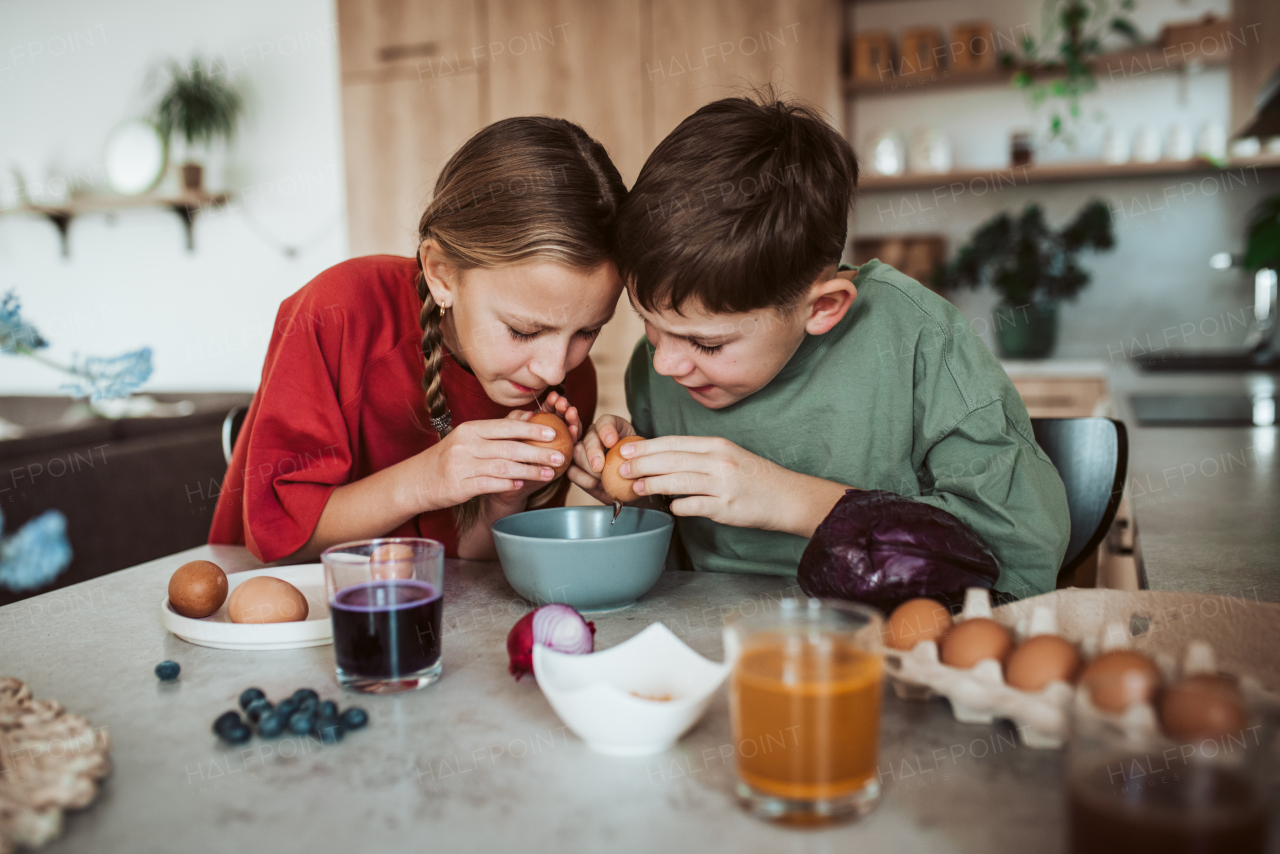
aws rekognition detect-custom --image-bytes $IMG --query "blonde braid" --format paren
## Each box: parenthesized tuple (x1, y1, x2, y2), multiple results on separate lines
(417, 268, 485, 535)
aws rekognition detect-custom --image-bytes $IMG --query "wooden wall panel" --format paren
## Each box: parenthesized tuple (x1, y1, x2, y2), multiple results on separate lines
(338, 0, 485, 256)
(646, 0, 843, 143)
(486, 0, 648, 426)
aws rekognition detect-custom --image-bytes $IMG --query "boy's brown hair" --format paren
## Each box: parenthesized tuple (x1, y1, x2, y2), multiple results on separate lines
(615, 93, 857, 314)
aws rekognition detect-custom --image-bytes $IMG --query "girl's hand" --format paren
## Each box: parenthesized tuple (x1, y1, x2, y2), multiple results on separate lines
(568, 414, 637, 504)
(419, 417, 564, 510)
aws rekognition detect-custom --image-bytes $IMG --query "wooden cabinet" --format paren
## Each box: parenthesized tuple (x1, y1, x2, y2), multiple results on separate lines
(1009, 375, 1109, 418)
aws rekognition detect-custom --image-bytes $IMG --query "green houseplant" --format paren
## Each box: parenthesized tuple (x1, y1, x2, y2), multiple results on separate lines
(1244, 193, 1280, 273)
(1005, 0, 1142, 143)
(152, 56, 243, 192)
(932, 200, 1115, 358)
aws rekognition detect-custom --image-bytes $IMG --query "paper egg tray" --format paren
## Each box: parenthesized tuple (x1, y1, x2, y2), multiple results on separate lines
(881, 588, 1279, 750)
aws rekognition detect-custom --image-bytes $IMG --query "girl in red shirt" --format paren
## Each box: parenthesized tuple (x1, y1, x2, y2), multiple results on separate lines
(209, 117, 627, 561)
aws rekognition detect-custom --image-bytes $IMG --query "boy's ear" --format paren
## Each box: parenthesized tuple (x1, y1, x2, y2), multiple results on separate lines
(419, 241, 458, 308)
(803, 270, 857, 336)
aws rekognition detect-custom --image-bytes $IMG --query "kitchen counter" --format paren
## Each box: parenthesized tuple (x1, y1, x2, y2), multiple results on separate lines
(1107, 365, 1279, 601)
(3, 544, 1078, 854)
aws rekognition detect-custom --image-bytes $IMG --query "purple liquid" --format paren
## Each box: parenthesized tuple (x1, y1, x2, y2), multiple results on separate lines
(331, 580, 441, 678)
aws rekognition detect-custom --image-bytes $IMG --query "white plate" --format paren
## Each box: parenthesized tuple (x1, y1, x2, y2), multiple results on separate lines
(160, 565, 332, 650)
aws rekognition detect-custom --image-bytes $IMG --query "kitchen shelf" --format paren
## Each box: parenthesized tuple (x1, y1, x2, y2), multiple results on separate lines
(859, 153, 1280, 192)
(0, 191, 230, 257)
(845, 41, 1231, 98)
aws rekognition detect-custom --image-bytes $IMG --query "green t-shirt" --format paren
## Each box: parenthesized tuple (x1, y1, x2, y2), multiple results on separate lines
(624, 259, 1070, 598)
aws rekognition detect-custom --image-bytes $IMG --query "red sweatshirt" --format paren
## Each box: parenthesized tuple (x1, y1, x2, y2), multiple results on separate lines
(208, 255, 598, 561)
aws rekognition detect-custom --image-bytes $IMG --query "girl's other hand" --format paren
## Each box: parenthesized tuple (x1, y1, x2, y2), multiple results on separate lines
(539, 389, 583, 441)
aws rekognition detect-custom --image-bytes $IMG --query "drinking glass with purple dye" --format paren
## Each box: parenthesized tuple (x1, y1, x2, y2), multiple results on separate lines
(321, 538, 444, 694)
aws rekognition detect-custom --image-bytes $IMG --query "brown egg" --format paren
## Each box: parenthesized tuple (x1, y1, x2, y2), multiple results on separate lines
(1160, 675, 1250, 742)
(167, 560, 228, 619)
(886, 598, 953, 650)
(1005, 634, 1082, 692)
(524, 412, 573, 477)
(1079, 650, 1161, 713)
(601, 435, 645, 503)
(227, 576, 310, 624)
(370, 543, 415, 580)
(940, 618, 1013, 668)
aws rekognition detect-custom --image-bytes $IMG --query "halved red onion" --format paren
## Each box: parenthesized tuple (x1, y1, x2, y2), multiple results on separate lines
(507, 604, 596, 680)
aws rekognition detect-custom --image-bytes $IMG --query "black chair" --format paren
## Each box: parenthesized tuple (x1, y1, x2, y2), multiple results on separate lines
(1030, 417, 1128, 588)
(222, 406, 249, 464)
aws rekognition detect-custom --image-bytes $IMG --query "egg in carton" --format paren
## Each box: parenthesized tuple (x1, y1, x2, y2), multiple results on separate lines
(882, 588, 1075, 749)
(1072, 630, 1280, 747)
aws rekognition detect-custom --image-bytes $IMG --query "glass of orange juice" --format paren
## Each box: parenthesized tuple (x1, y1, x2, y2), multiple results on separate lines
(724, 598, 885, 824)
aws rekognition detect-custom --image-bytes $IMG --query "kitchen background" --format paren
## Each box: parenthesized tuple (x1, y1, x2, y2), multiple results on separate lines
(1, 0, 1277, 598)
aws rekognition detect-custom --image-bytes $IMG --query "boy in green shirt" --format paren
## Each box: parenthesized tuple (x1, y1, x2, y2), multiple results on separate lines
(567, 95, 1070, 598)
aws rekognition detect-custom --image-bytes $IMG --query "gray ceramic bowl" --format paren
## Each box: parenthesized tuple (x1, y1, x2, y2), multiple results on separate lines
(490, 506, 674, 612)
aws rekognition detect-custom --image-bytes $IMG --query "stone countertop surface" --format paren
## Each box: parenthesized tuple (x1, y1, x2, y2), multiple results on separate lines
(1106, 366, 1279, 602)
(2, 544, 1089, 854)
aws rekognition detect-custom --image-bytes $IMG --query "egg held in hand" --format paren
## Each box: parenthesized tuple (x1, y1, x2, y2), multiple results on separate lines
(601, 435, 645, 503)
(168, 560, 229, 618)
(939, 617, 1013, 669)
(227, 576, 310, 624)
(885, 598, 953, 650)
(523, 412, 573, 477)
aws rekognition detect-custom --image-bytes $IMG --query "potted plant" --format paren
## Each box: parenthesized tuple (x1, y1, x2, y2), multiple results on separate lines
(152, 56, 243, 193)
(1003, 0, 1142, 143)
(932, 200, 1115, 359)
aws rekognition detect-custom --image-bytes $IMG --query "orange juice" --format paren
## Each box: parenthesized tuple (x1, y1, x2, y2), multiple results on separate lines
(730, 634, 882, 801)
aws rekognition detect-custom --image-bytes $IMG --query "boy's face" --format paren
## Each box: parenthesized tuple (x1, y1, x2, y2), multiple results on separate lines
(630, 266, 856, 410)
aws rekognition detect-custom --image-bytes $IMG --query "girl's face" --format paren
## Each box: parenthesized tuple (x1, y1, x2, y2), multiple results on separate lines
(423, 248, 622, 408)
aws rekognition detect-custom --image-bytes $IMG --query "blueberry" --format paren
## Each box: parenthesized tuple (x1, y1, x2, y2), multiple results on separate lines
(291, 688, 318, 704)
(245, 698, 274, 723)
(213, 710, 242, 735)
(296, 696, 318, 716)
(276, 698, 298, 720)
(319, 700, 337, 718)
(257, 712, 286, 738)
(221, 723, 252, 745)
(239, 688, 266, 710)
(287, 711, 313, 735)
(154, 660, 180, 681)
(339, 707, 368, 730)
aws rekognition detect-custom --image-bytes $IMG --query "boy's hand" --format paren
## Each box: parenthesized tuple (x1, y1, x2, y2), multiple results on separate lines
(568, 414, 637, 504)
(617, 435, 849, 536)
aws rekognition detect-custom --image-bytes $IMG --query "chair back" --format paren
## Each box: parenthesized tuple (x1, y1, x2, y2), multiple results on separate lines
(221, 406, 249, 464)
(1029, 417, 1128, 586)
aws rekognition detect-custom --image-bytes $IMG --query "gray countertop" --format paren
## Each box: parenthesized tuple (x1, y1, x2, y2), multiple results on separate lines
(4, 544, 1077, 854)
(1106, 366, 1280, 601)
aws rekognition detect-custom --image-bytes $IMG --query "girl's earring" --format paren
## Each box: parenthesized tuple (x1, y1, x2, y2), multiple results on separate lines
(440, 303, 448, 318)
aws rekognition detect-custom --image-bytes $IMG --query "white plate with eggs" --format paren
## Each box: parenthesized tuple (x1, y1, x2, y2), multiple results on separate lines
(161, 565, 332, 650)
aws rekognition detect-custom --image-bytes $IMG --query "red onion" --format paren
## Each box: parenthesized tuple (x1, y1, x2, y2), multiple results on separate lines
(507, 604, 596, 680)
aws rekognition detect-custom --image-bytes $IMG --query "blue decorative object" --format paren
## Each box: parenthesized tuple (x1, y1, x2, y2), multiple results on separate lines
(0, 291, 47, 354)
(0, 508, 73, 592)
(1, 289, 153, 401)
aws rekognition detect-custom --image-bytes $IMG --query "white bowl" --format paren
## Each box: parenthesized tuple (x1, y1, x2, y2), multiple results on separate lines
(160, 564, 331, 650)
(532, 622, 731, 756)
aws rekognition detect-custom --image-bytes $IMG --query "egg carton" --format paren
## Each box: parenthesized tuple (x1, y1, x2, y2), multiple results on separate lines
(884, 588, 1074, 748)
(1071, 633, 1280, 748)
(884, 588, 1280, 750)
